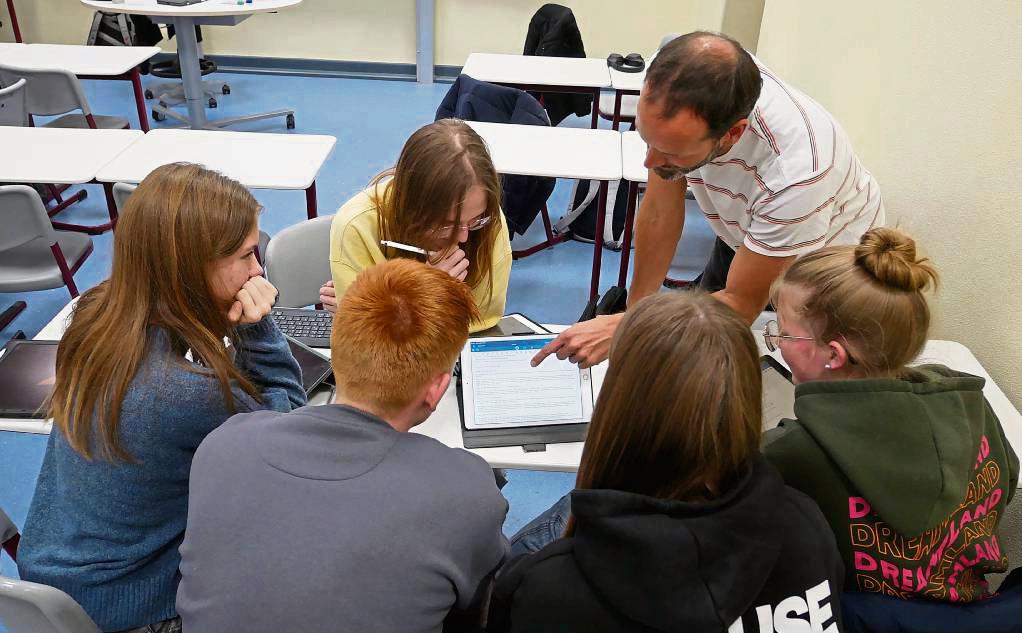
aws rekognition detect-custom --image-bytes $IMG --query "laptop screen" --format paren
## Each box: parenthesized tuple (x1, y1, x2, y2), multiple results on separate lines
(0, 341, 59, 418)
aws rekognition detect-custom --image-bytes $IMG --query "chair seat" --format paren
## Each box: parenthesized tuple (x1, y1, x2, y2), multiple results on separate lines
(44, 114, 130, 130)
(599, 93, 637, 119)
(0, 231, 92, 292)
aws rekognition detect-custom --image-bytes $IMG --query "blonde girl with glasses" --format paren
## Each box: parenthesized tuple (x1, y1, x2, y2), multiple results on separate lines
(763, 227, 1018, 613)
(320, 119, 510, 332)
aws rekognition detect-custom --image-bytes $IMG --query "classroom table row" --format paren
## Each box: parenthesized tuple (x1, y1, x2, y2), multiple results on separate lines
(0, 41, 160, 131)
(0, 126, 336, 233)
(3, 299, 1020, 480)
(462, 52, 646, 130)
(1, 123, 645, 297)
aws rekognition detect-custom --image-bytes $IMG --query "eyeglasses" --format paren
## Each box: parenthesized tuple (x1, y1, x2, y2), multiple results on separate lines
(435, 214, 493, 234)
(762, 319, 814, 352)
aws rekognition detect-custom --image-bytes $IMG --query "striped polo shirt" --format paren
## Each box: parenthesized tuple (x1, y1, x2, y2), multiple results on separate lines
(687, 59, 885, 256)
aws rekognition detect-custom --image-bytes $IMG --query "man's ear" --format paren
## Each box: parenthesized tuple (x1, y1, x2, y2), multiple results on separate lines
(725, 118, 749, 146)
(423, 372, 452, 412)
(827, 340, 852, 371)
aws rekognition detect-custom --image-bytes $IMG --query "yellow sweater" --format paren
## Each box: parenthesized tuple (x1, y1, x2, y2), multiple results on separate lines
(329, 183, 512, 332)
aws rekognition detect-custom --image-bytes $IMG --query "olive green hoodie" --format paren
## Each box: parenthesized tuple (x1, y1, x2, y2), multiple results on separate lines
(764, 365, 1019, 603)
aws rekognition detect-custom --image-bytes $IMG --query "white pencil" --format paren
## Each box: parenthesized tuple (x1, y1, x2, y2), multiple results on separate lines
(380, 240, 428, 256)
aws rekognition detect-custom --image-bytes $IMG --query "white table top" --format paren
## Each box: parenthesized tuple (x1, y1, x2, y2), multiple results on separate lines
(462, 53, 611, 89)
(0, 126, 143, 184)
(467, 121, 621, 181)
(621, 131, 648, 183)
(0, 44, 160, 76)
(95, 129, 336, 190)
(80, 0, 301, 18)
(8, 300, 1021, 478)
(609, 67, 645, 92)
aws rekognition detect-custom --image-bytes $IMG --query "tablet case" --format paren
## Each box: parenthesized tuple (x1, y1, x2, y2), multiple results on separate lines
(456, 370, 588, 450)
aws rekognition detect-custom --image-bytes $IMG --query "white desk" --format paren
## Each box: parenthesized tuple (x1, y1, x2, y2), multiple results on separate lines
(467, 121, 621, 300)
(0, 126, 143, 232)
(95, 129, 336, 218)
(461, 53, 611, 129)
(0, 43, 160, 131)
(80, 0, 302, 130)
(10, 301, 1022, 478)
(615, 131, 648, 287)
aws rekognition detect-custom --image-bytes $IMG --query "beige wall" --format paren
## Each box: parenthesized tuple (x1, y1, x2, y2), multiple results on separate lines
(757, 0, 1022, 407)
(9, 0, 730, 64)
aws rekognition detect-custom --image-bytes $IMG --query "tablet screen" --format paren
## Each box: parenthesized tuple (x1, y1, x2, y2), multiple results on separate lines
(761, 357, 795, 430)
(285, 337, 332, 394)
(461, 335, 593, 430)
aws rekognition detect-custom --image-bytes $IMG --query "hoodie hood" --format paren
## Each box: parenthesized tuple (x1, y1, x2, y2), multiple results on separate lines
(791, 366, 991, 536)
(568, 456, 788, 632)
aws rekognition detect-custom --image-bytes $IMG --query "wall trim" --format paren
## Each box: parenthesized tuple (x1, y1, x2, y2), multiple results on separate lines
(147, 53, 461, 83)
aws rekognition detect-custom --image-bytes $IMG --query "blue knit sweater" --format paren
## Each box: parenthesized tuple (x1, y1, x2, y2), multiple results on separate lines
(18, 317, 306, 632)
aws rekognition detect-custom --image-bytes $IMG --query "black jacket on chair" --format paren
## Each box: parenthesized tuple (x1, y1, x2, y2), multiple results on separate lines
(488, 457, 846, 633)
(523, 3, 592, 126)
(436, 75, 556, 236)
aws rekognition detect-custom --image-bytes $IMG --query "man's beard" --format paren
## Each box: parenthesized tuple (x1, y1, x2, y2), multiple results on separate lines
(653, 140, 725, 181)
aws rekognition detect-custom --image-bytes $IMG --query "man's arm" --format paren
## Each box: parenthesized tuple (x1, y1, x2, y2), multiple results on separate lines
(628, 170, 689, 304)
(713, 247, 795, 323)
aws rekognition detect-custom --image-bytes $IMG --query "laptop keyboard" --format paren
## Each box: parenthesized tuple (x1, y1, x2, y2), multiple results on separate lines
(271, 308, 333, 348)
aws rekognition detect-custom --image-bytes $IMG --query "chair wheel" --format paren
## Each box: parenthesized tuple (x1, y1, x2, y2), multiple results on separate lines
(286, 113, 295, 130)
(222, 85, 231, 95)
(153, 109, 166, 122)
(144, 89, 154, 100)
(208, 97, 218, 109)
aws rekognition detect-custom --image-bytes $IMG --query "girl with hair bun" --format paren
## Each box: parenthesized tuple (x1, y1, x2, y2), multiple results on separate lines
(763, 228, 1019, 610)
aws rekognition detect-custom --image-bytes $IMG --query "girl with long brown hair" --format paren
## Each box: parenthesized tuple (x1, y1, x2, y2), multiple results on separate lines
(489, 291, 844, 633)
(763, 228, 1019, 620)
(17, 163, 306, 633)
(319, 118, 510, 332)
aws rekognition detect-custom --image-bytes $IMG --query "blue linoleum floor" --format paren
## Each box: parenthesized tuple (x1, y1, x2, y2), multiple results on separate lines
(0, 70, 715, 581)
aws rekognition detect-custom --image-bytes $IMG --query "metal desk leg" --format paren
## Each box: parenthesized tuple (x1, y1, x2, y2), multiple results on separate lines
(305, 182, 318, 219)
(171, 17, 208, 129)
(617, 181, 639, 288)
(588, 180, 610, 301)
(612, 91, 623, 131)
(130, 68, 150, 132)
(6, 0, 22, 43)
(590, 88, 600, 129)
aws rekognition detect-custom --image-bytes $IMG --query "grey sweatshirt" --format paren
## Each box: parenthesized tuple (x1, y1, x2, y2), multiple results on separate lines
(177, 403, 509, 633)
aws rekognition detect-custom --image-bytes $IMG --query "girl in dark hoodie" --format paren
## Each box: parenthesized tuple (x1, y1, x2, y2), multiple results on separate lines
(489, 291, 845, 633)
(762, 228, 1019, 628)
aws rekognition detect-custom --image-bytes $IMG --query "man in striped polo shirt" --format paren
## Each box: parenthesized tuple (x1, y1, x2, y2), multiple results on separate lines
(534, 30, 883, 369)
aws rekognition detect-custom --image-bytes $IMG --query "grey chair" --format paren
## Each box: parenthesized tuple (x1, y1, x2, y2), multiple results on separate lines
(264, 215, 334, 308)
(0, 507, 18, 561)
(0, 64, 130, 130)
(0, 78, 28, 126)
(0, 185, 93, 300)
(111, 182, 136, 215)
(0, 576, 102, 633)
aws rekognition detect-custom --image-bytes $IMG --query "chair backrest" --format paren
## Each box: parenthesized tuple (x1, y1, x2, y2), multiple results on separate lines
(0, 186, 59, 252)
(0, 65, 92, 118)
(264, 215, 334, 308)
(112, 182, 136, 214)
(0, 78, 28, 126)
(0, 508, 16, 548)
(0, 577, 101, 633)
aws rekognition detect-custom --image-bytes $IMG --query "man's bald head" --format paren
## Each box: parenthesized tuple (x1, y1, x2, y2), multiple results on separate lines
(644, 31, 762, 139)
